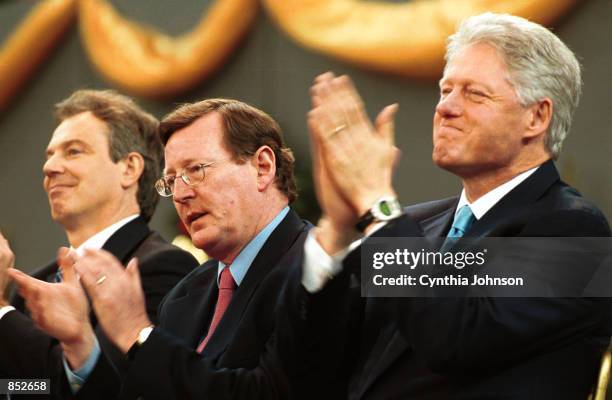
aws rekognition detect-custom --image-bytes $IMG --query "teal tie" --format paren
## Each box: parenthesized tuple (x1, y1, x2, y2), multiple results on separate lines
(441, 205, 475, 252)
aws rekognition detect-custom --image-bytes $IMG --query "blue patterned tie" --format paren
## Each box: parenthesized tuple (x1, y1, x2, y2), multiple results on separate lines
(440, 205, 475, 252)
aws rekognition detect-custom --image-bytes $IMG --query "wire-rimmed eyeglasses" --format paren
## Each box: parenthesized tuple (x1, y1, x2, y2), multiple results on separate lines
(155, 161, 218, 197)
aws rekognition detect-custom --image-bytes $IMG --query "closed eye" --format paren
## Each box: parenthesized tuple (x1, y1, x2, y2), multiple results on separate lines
(466, 88, 489, 102)
(66, 147, 83, 157)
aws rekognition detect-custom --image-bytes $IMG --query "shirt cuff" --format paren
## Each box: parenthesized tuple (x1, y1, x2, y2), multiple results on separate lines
(301, 230, 358, 293)
(0, 305, 15, 320)
(63, 337, 101, 394)
(301, 218, 395, 293)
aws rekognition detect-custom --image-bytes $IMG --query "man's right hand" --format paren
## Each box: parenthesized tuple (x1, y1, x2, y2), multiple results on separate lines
(0, 230, 15, 307)
(74, 249, 152, 355)
(308, 72, 400, 254)
(8, 247, 96, 369)
(308, 74, 360, 253)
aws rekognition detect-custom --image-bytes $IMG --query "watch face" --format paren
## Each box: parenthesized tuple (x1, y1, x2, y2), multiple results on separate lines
(380, 200, 392, 217)
(373, 197, 402, 221)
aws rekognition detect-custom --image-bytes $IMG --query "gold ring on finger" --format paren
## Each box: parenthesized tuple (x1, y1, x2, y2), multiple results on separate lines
(331, 124, 347, 136)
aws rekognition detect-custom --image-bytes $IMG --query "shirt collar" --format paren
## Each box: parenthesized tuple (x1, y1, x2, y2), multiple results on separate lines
(217, 206, 290, 287)
(456, 166, 539, 220)
(72, 214, 140, 256)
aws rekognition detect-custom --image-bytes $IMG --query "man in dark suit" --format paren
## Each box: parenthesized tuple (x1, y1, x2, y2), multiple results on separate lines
(280, 12, 611, 399)
(13, 99, 310, 399)
(0, 90, 197, 397)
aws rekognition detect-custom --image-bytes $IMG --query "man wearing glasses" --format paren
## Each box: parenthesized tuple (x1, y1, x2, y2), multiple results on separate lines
(0, 90, 197, 397)
(11, 99, 310, 399)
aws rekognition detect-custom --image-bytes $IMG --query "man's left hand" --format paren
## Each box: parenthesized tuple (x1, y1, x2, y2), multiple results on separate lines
(309, 73, 400, 219)
(75, 249, 152, 354)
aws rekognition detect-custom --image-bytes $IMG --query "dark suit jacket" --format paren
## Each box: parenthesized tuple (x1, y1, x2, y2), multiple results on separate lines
(76, 209, 311, 400)
(282, 160, 612, 400)
(0, 216, 198, 399)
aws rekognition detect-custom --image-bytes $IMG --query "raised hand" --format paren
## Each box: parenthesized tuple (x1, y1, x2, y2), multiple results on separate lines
(309, 73, 399, 218)
(308, 72, 400, 253)
(74, 249, 151, 354)
(8, 247, 96, 369)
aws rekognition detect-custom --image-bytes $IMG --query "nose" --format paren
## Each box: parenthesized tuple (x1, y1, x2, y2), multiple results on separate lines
(43, 154, 64, 177)
(435, 89, 463, 119)
(172, 178, 196, 204)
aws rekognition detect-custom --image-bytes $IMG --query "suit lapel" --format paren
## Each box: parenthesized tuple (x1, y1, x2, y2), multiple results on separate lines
(101, 216, 151, 264)
(34, 261, 60, 282)
(421, 206, 456, 238)
(356, 326, 408, 398)
(33, 216, 150, 280)
(201, 210, 306, 359)
(88, 216, 151, 328)
(358, 200, 457, 397)
(467, 160, 560, 238)
(162, 263, 219, 347)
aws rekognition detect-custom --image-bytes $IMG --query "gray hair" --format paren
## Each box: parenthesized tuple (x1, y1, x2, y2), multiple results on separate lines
(445, 12, 582, 159)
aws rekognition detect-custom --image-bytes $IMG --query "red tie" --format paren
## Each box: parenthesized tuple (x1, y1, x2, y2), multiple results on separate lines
(197, 267, 236, 353)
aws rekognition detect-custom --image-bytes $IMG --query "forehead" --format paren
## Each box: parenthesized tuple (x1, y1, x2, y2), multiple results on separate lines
(47, 111, 110, 151)
(164, 112, 231, 172)
(442, 42, 511, 89)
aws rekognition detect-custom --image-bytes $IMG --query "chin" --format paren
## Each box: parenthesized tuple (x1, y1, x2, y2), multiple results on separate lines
(433, 152, 452, 169)
(433, 146, 465, 169)
(52, 211, 79, 230)
(49, 205, 66, 221)
(433, 156, 466, 176)
(190, 230, 218, 253)
(190, 235, 208, 252)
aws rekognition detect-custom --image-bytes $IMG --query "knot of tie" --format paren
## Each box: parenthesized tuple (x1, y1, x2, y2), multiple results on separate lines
(447, 205, 475, 238)
(219, 267, 237, 290)
(440, 205, 475, 253)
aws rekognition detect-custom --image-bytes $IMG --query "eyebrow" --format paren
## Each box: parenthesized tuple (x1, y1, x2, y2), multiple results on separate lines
(163, 158, 204, 175)
(438, 78, 494, 93)
(45, 139, 91, 158)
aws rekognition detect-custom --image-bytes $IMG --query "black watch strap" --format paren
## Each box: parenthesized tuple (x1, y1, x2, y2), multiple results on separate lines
(355, 211, 375, 232)
(355, 196, 402, 233)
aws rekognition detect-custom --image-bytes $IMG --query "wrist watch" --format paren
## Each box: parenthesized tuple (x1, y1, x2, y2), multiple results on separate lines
(355, 196, 402, 232)
(127, 325, 154, 360)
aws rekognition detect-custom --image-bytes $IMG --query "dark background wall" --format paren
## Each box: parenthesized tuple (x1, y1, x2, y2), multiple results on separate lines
(0, 0, 610, 270)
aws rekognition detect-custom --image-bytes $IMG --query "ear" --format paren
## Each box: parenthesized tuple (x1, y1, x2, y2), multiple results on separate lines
(252, 146, 276, 192)
(523, 98, 553, 141)
(119, 152, 145, 189)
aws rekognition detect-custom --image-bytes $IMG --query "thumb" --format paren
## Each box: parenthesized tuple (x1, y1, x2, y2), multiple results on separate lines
(126, 258, 141, 287)
(57, 247, 77, 283)
(375, 103, 399, 144)
(7, 268, 37, 294)
(61, 259, 78, 285)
